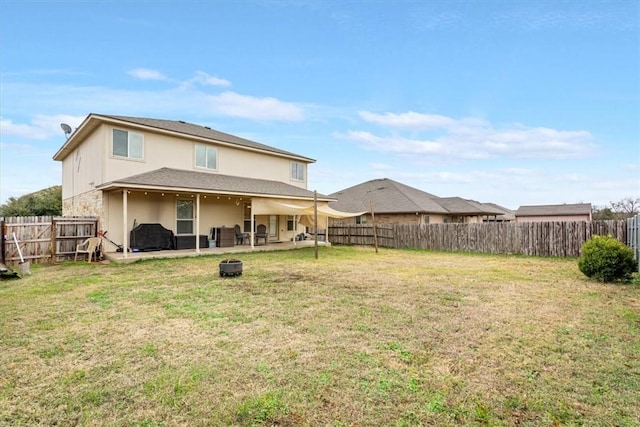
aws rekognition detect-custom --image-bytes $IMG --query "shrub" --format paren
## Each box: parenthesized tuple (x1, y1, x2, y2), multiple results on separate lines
(578, 235, 636, 282)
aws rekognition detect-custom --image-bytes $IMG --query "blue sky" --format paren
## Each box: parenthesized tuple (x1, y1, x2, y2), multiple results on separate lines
(1, 0, 638, 209)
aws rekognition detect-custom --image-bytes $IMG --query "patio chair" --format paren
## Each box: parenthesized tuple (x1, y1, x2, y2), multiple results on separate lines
(234, 224, 249, 245)
(75, 237, 102, 262)
(255, 224, 268, 245)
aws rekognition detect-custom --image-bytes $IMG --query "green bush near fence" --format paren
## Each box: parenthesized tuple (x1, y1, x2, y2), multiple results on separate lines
(578, 235, 636, 282)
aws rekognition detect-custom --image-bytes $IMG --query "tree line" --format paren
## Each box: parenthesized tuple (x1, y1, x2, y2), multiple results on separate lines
(0, 186, 62, 217)
(592, 197, 640, 220)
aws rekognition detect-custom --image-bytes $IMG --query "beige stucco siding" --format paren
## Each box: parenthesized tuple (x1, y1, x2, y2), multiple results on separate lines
(102, 125, 307, 189)
(61, 126, 105, 200)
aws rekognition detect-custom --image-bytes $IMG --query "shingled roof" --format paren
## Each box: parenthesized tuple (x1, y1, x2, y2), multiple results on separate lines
(437, 197, 505, 215)
(54, 113, 314, 162)
(482, 203, 516, 220)
(328, 178, 503, 216)
(515, 203, 592, 216)
(98, 167, 332, 200)
(328, 178, 448, 214)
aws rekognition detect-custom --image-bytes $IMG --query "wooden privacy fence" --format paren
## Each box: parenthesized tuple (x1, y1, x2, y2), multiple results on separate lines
(329, 220, 627, 257)
(1, 216, 99, 265)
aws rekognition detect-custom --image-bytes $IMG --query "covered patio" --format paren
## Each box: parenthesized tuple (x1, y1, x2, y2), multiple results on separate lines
(96, 168, 359, 260)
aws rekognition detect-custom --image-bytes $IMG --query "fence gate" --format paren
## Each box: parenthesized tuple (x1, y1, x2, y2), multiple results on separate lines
(1, 216, 98, 265)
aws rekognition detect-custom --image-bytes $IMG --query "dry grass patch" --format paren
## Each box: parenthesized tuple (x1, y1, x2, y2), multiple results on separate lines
(1, 246, 638, 426)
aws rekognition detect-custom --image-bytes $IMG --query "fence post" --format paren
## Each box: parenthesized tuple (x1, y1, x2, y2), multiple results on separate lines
(51, 218, 58, 264)
(1, 220, 5, 265)
(627, 214, 640, 271)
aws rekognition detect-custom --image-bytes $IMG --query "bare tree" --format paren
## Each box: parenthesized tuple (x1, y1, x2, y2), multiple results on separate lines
(609, 197, 640, 219)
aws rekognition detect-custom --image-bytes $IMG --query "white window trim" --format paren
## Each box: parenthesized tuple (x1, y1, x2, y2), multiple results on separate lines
(286, 215, 295, 231)
(176, 199, 194, 235)
(111, 128, 144, 160)
(195, 144, 218, 171)
(290, 161, 305, 182)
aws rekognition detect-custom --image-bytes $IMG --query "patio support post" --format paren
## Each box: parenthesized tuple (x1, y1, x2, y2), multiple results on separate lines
(250, 213, 255, 248)
(326, 213, 329, 244)
(314, 190, 318, 260)
(122, 190, 128, 259)
(195, 194, 200, 254)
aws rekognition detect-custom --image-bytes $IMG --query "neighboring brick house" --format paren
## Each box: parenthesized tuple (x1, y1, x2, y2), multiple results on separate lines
(328, 178, 504, 225)
(53, 113, 354, 254)
(514, 203, 592, 222)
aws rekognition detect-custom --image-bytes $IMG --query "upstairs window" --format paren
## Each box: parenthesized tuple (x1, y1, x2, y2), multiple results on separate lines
(195, 144, 217, 170)
(112, 129, 143, 159)
(291, 162, 304, 181)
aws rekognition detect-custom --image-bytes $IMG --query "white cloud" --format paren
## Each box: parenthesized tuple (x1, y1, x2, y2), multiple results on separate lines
(127, 68, 169, 81)
(207, 91, 305, 121)
(190, 71, 231, 87)
(359, 110, 455, 129)
(341, 130, 448, 155)
(128, 68, 231, 88)
(0, 114, 85, 140)
(2, 75, 301, 123)
(369, 162, 392, 170)
(347, 110, 595, 160)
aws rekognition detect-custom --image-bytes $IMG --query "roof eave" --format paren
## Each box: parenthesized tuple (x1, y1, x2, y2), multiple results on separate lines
(54, 113, 316, 163)
(96, 182, 335, 202)
(52, 113, 101, 161)
(99, 114, 316, 163)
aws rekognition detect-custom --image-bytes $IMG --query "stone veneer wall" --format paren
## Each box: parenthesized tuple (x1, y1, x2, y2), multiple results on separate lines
(62, 189, 104, 222)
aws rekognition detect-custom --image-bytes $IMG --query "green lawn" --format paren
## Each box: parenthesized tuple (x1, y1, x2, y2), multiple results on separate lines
(1, 246, 638, 426)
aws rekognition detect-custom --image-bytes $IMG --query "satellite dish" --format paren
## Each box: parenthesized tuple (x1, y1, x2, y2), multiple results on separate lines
(60, 123, 72, 138)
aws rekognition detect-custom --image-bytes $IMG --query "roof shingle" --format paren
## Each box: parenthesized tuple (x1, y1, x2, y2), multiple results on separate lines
(515, 203, 592, 216)
(98, 167, 331, 200)
(101, 114, 313, 161)
(328, 178, 503, 215)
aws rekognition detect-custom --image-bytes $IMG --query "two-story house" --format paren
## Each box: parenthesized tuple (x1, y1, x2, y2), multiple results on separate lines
(53, 114, 350, 256)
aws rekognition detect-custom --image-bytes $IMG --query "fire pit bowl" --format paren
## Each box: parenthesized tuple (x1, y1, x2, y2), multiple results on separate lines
(219, 259, 243, 277)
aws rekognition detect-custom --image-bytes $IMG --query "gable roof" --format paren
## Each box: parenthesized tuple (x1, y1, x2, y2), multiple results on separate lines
(515, 203, 592, 216)
(329, 178, 508, 216)
(97, 167, 333, 201)
(437, 197, 505, 215)
(328, 178, 448, 214)
(53, 113, 314, 162)
(482, 202, 516, 220)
